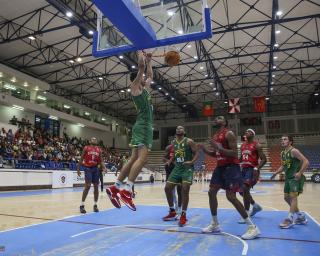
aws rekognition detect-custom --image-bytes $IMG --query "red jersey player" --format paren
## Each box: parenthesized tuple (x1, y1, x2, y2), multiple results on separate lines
(77, 137, 106, 214)
(199, 116, 260, 240)
(239, 129, 266, 223)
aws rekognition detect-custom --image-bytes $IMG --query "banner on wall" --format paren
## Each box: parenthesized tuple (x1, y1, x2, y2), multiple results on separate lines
(52, 171, 73, 188)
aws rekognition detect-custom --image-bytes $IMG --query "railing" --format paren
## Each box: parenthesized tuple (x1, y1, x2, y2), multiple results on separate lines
(1, 158, 118, 171)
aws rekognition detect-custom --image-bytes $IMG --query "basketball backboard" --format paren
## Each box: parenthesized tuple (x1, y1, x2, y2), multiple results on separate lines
(92, 0, 212, 57)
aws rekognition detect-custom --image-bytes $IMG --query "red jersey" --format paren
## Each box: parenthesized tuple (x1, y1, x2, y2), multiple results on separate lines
(213, 128, 239, 167)
(82, 145, 102, 167)
(169, 144, 174, 159)
(240, 141, 259, 168)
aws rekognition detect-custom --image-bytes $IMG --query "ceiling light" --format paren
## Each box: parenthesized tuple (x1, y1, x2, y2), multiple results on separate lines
(276, 10, 283, 16)
(4, 84, 16, 90)
(165, 93, 169, 96)
(23, 82, 28, 87)
(101, 117, 106, 121)
(314, 93, 319, 96)
(63, 105, 71, 109)
(43, 91, 47, 94)
(120, 90, 125, 93)
(127, 88, 131, 92)
(193, 56, 198, 60)
(275, 30, 281, 34)
(209, 82, 213, 85)
(187, 44, 192, 48)
(37, 95, 46, 101)
(213, 87, 217, 91)
(69, 59, 74, 64)
(171, 97, 175, 100)
(28, 36, 36, 40)
(98, 77, 103, 80)
(177, 30, 183, 35)
(215, 92, 219, 96)
(167, 10, 174, 16)
(119, 55, 124, 59)
(273, 65, 276, 69)
(12, 105, 24, 111)
(271, 87, 274, 91)
(271, 81, 274, 85)
(151, 81, 154, 84)
(77, 123, 85, 127)
(10, 77, 16, 83)
(88, 30, 94, 35)
(0, 72, 3, 77)
(273, 56, 278, 59)
(49, 115, 58, 120)
(158, 87, 162, 90)
(66, 11, 73, 17)
(205, 74, 208, 77)
(34, 87, 39, 91)
(199, 66, 204, 70)
(224, 101, 228, 104)
(266, 97, 270, 100)
(84, 112, 90, 116)
(76, 57, 82, 62)
(183, 104, 186, 107)
(131, 65, 136, 69)
(274, 43, 279, 47)
(272, 74, 275, 77)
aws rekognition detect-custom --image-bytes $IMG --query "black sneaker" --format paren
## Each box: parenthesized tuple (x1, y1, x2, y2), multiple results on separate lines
(93, 205, 99, 213)
(80, 205, 86, 214)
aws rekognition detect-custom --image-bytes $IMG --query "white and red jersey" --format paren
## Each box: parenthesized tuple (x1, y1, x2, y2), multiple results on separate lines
(82, 145, 102, 167)
(213, 128, 239, 167)
(240, 141, 259, 168)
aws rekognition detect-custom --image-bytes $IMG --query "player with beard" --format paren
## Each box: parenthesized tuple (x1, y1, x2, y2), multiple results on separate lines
(199, 116, 260, 240)
(162, 126, 198, 227)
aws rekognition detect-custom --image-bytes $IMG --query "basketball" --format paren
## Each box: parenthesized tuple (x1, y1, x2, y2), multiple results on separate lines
(164, 51, 180, 66)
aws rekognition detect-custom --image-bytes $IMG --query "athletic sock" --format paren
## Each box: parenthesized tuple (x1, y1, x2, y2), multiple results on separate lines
(125, 180, 134, 192)
(288, 212, 294, 221)
(245, 217, 254, 226)
(94, 201, 97, 206)
(80, 201, 84, 206)
(114, 180, 123, 189)
(212, 215, 218, 224)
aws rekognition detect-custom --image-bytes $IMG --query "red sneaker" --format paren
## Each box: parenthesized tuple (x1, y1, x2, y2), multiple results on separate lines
(106, 185, 121, 209)
(119, 189, 136, 211)
(178, 213, 187, 227)
(162, 210, 177, 221)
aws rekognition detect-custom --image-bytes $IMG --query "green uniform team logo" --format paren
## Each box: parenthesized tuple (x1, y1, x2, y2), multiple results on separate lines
(168, 137, 194, 184)
(281, 148, 305, 194)
(130, 89, 153, 149)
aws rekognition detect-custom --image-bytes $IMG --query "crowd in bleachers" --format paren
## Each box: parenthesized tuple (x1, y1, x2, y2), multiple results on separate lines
(0, 122, 129, 170)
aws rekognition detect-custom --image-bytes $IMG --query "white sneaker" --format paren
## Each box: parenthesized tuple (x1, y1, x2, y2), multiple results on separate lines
(202, 222, 221, 233)
(238, 217, 246, 224)
(241, 225, 260, 240)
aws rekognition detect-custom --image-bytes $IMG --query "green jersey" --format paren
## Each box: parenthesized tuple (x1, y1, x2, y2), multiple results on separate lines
(132, 89, 153, 126)
(173, 137, 193, 166)
(281, 147, 301, 179)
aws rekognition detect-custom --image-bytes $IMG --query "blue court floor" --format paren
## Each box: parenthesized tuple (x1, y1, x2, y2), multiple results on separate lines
(0, 206, 319, 256)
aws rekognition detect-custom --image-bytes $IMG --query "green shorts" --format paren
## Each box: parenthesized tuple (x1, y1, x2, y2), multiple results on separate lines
(284, 175, 305, 194)
(129, 123, 153, 150)
(167, 165, 194, 185)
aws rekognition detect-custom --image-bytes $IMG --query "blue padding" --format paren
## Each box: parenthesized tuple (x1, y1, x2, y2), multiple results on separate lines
(93, 8, 212, 58)
(93, 0, 156, 47)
